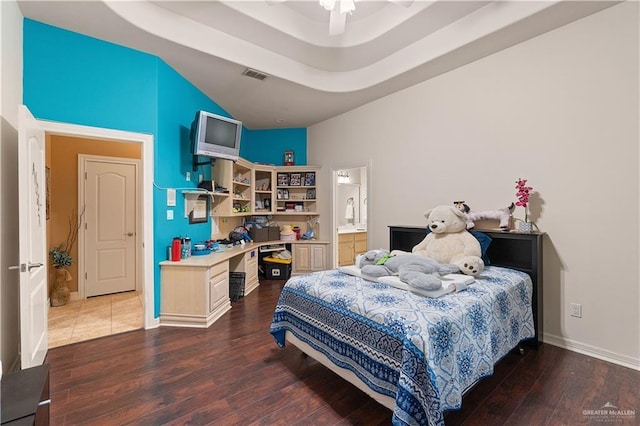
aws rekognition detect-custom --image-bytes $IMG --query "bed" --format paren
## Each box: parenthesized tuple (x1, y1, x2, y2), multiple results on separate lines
(270, 227, 543, 426)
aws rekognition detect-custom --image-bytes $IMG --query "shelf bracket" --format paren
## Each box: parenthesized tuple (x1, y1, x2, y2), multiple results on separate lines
(193, 155, 216, 172)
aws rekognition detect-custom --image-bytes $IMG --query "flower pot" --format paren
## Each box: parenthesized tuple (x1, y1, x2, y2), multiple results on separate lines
(518, 221, 533, 233)
(50, 267, 72, 307)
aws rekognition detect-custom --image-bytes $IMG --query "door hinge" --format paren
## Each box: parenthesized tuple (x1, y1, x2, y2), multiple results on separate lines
(85, 172, 88, 179)
(85, 272, 88, 279)
(85, 223, 87, 230)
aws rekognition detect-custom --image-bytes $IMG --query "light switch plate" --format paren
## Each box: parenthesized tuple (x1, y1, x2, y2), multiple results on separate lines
(167, 188, 176, 206)
(167, 210, 174, 220)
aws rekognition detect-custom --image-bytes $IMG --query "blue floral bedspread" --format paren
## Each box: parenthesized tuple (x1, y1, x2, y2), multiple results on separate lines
(269, 266, 534, 426)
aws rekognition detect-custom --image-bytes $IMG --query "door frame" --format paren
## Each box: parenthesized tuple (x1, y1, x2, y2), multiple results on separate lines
(331, 161, 370, 268)
(78, 155, 141, 299)
(38, 120, 157, 329)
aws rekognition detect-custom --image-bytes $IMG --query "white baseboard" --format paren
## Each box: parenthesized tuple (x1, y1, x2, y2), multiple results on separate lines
(543, 333, 640, 371)
(146, 317, 160, 329)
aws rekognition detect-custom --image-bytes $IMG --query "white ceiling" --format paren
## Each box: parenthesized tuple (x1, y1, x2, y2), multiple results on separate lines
(18, 1, 617, 129)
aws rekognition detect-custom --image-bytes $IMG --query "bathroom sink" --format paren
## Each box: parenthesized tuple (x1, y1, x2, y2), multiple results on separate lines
(338, 225, 366, 234)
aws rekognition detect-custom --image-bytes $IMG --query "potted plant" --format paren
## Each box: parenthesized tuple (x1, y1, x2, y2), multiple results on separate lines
(49, 209, 83, 306)
(515, 178, 535, 233)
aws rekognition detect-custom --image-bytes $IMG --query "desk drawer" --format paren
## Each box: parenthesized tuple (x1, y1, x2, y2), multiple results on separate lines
(208, 262, 228, 280)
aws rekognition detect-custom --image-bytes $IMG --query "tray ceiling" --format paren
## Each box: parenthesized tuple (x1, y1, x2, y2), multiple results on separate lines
(18, 1, 617, 129)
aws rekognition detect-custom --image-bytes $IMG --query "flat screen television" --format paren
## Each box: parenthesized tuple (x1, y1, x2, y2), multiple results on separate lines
(191, 110, 242, 162)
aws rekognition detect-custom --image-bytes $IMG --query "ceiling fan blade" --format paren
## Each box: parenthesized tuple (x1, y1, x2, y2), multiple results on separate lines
(387, 0, 414, 7)
(329, 9, 347, 35)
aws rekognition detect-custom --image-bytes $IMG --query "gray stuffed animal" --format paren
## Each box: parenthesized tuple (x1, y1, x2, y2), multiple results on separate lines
(357, 249, 459, 291)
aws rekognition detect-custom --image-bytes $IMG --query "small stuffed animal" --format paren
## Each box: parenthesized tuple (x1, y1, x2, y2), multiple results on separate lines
(357, 249, 459, 290)
(454, 201, 515, 230)
(413, 205, 485, 276)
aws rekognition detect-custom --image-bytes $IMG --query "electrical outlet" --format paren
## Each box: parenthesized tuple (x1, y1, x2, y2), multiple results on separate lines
(167, 210, 174, 220)
(570, 303, 582, 318)
(199, 174, 203, 183)
(186, 171, 191, 182)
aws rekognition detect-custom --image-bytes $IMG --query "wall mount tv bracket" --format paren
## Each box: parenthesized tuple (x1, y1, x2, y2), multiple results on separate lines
(193, 155, 216, 172)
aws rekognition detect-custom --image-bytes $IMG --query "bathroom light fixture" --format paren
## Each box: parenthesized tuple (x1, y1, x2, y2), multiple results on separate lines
(337, 170, 350, 183)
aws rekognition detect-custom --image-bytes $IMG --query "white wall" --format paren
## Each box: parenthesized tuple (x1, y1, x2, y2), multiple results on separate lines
(0, 0, 23, 372)
(309, 2, 639, 369)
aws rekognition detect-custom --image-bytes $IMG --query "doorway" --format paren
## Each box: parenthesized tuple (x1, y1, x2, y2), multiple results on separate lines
(37, 119, 156, 339)
(332, 164, 369, 268)
(47, 136, 145, 347)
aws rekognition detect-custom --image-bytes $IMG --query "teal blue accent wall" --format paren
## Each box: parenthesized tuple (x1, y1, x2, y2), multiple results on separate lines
(155, 62, 231, 276)
(23, 20, 158, 133)
(23, 19, 307, 317)
(243, 128, 307, 165)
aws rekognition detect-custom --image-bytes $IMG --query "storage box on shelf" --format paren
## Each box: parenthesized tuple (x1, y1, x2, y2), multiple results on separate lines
(249, 225, 280, 243)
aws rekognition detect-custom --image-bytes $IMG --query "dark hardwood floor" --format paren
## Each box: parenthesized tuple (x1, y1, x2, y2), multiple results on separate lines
(46, 279, 639, 425)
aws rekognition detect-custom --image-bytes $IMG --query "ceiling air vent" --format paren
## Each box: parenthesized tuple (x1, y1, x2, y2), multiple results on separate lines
(242, 68, 269, 81)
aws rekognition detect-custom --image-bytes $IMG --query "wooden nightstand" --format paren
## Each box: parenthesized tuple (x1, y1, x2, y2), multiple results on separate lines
(1, 364, 50, 425)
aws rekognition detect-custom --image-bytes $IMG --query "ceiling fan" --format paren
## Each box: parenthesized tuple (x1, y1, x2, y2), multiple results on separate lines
(319, 0, 355, 35)
(268, 0, 414, 36)
(322, 0, 415, 35)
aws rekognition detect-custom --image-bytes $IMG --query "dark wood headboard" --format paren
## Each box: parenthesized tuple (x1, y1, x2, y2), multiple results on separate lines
(389, 226, 544, 345)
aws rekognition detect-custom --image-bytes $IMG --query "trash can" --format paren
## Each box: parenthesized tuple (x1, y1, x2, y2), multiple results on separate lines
(229, 272, 246, 302)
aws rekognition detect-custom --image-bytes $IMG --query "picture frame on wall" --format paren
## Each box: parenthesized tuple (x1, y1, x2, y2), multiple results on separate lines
(277, 173, 289, 186)
(306, 188, 316, 200)
(289, 173, 302, 186)
(188, 195, 209, 224)
(277, 189, 289, 200)
(304, 172, 315, 186)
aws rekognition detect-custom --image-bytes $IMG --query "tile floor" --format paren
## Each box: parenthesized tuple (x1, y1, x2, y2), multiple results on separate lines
(48, 290, 143, 349)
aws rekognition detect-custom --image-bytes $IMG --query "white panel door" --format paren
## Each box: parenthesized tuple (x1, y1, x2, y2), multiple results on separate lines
(84, 159, 137, 297)
(18, 106, 48, 368)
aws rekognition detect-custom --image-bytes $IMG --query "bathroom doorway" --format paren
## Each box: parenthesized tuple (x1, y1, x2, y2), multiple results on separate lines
(333, 164, 369, 267)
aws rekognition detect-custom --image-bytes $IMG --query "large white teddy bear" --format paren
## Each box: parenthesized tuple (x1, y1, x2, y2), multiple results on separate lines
(412, 205, 485, 276)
